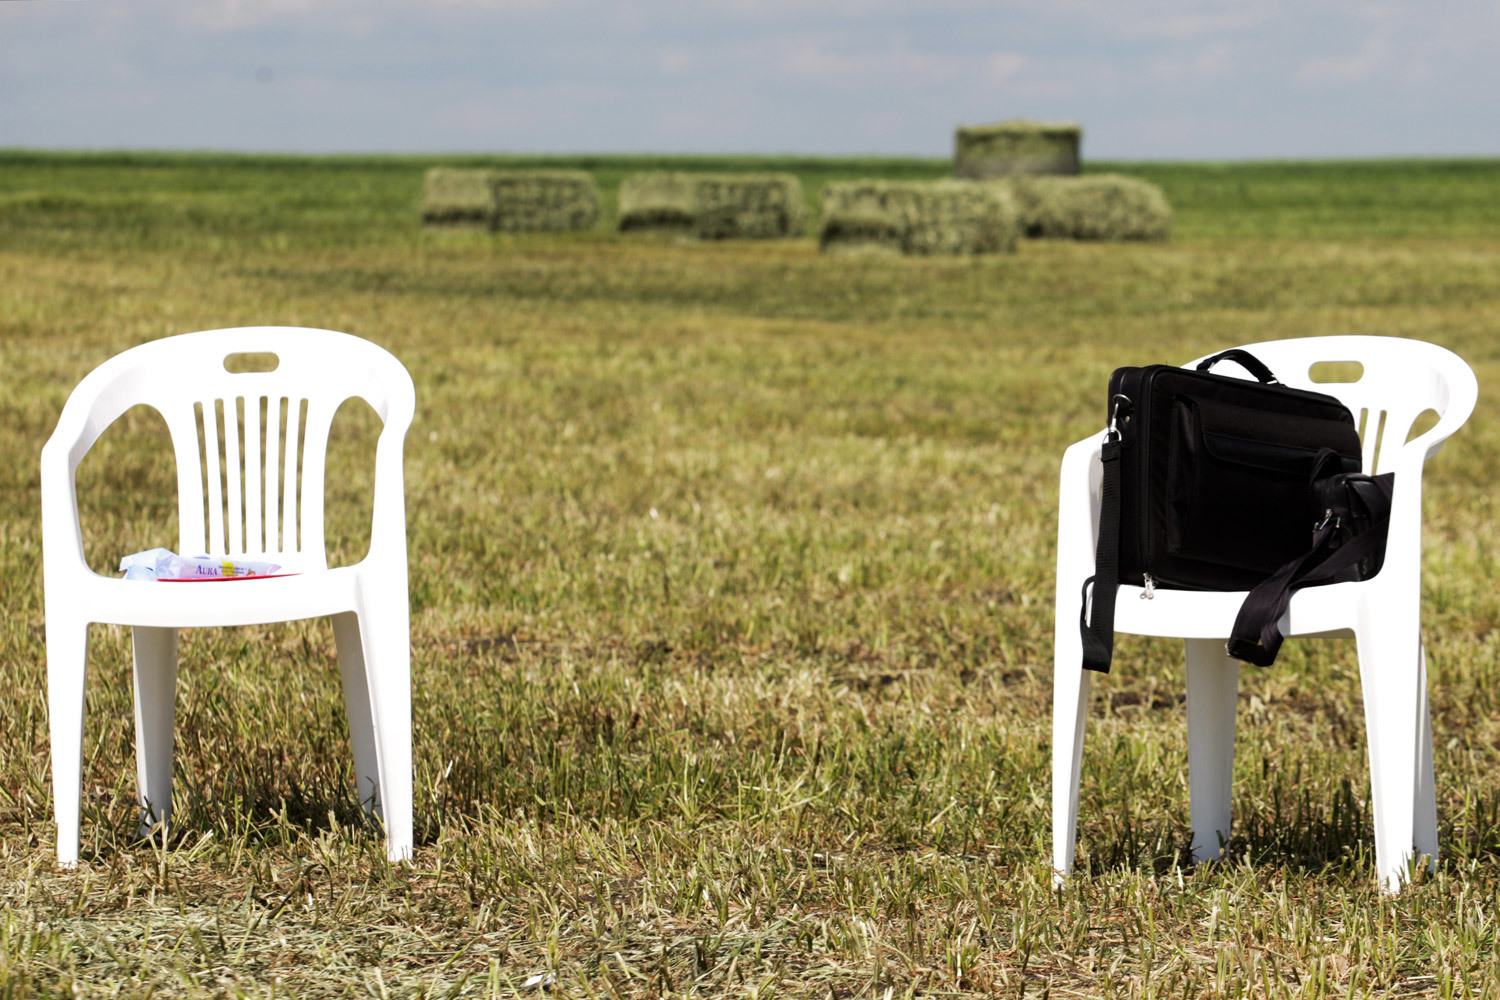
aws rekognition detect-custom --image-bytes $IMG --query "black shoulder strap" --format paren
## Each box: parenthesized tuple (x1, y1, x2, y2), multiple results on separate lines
(1080, 430, 1122, 673)
(1226, 473, 1394, 667)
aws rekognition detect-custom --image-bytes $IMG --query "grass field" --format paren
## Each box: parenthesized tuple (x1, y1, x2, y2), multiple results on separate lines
(4, 150, 1500, 997)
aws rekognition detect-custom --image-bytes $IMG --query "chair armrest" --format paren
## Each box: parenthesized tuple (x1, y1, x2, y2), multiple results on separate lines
(364, 425, 411, 566)
(40, 374, 166, 572)
(1058, 433, 1105, 542)
(1401, 357, 1479, 465)
(1056, 432, 1105, 590)
(1371, 443, 1439, 588)
(39, 437, 88, 573)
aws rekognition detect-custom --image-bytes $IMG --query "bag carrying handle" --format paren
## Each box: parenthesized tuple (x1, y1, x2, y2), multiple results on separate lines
(1195, 349, 1280, 385)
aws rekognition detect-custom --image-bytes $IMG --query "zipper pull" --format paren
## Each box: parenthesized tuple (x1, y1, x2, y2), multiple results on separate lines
(1141, 573, 1156, 599)
(1108, 394, 1133, 442)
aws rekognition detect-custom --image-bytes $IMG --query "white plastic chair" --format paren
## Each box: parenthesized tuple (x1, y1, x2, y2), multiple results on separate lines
(42, 327, 416, 865)
(1052, 336, 1477, 892)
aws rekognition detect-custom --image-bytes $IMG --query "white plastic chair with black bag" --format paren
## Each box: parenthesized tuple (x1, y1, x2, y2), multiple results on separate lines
(1051, 336, 1477, 892)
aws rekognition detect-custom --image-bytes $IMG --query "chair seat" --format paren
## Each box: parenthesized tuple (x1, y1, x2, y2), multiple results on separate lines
(71, 564, 365, 628)
(1110, 581, 1363, 640)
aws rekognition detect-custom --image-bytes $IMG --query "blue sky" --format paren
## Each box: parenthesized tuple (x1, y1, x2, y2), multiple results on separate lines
(3, 0, 1498, 160)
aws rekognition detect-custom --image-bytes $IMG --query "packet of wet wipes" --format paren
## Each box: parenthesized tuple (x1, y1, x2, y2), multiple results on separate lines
(120, 549, 282, 581)
(120, 548, 175, 581)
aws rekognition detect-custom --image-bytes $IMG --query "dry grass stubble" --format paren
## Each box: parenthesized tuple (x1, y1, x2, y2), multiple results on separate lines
(2, 155, 1500, 996)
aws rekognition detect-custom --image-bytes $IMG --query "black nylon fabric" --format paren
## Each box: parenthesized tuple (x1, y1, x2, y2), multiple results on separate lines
(1227, 471, 1394, 666)
(1107, 360, 1360, 591)
(1081, 350, 1364, 674)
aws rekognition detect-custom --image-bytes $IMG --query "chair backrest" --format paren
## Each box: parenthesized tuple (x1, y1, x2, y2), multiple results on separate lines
(44, 327, 416, 572)
(1185, 336, 1477, 476)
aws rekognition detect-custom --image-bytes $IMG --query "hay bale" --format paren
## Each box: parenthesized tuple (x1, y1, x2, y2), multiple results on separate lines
(1007, 174, 1171, 241)
(491, 170, 599, 232)
(954, 120, 1081, 178)
(420, 168, 495, 228)
(692, 175, 804, 239)
(816, 206, 907, 255)
(617, 172, 804, 239)
(817, 181, 1019, 256)
(617, 173, 698, 234)
(420, 168, 600, 231)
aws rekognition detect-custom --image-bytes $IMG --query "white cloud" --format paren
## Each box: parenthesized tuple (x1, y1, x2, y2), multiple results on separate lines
(176, 0, 562, 33)
(779, 41, 858, 80)
(654, 109, 750, 138)
(997, 0, 1276, 41)
(425, 0, 565, 8)
(775, 35, 965, 86)
(1149, 40, 1236, 80)
(1120, 7, 1269, 41)
(985, 51, 1028, 82)
(1298, 33, 1389, 83)
(855, 110, 904, 139)
(715, 0, 990, 19)
(179, 0, 348, 33)
(433, 98, 546, 134)
(658, 48, 694, 75)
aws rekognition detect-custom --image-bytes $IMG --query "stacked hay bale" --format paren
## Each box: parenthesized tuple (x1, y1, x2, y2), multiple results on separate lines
(694, 175, 804, 239)
(618, 172, 804, 239)
(1007, 174, 1171, 241)
(419, 168, 495, 229)
(817, 181, 1019, 256)
(616, 173, 697, 233)
(492, 170, 599, 232)
(954, 120, 1081, 178)
(420, 168, 600, 232)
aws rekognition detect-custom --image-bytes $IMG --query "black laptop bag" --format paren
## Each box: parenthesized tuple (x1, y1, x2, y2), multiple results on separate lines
(1080, 349, 1363, 673)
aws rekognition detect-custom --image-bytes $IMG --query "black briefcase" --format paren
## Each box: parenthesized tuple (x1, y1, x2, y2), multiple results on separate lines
(1081, 349, 1362, 673)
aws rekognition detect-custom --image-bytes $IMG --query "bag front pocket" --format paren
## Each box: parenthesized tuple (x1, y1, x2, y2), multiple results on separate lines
(1166, 397, 1351, 574)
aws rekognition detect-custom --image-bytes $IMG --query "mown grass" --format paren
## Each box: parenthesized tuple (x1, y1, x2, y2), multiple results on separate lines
(3, 151, 1500, 997)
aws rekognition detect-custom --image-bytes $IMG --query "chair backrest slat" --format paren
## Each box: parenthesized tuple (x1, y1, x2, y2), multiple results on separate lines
(263, 396, 282, 553)
(244, 395, 263, 555)
(282, 397, 303, 554)
(221, 397, 244, 556)
(200, 400, 226, 557)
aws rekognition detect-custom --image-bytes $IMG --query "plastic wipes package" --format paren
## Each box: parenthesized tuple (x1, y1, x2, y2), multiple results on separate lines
(120, 548, 283, 582)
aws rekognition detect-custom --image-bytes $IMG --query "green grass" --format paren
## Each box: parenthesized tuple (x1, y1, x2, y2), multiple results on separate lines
(4, 150, 1500, 996)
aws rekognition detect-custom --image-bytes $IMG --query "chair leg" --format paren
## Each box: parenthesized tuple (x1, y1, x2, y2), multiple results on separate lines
(131, 626, 179, 841)
(47, 615, 90, 867)
(1355, 615, 1422, 892)
(350, 593, 412, 862)
(1185, 638, 1239, 864)
(1052, 634, 1093, 883)
(333, 612, 383, 819)
(1053, 438, 1105, 883)
(1413, 641, 1439, 871)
